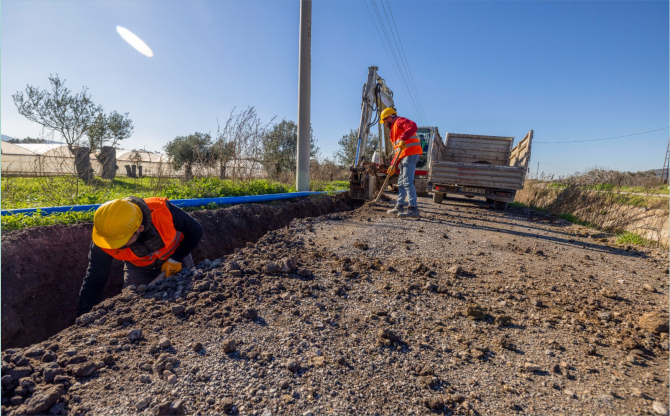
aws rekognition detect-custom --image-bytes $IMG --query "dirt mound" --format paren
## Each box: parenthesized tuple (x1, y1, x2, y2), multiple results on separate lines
(1, 194, 361, 349)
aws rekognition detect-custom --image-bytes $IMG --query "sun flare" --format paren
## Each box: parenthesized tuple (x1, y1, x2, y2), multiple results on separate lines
(116, 26, 154, 58)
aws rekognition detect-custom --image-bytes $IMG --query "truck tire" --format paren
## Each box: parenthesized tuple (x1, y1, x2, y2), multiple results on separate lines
(432, 192, 445, 204)
(494, 201, 507, 210)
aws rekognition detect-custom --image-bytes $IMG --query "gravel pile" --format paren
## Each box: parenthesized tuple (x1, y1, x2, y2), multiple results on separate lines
(1, 195, 668, 416)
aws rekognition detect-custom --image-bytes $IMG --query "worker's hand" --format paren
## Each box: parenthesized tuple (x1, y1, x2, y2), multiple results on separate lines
(387, 165, 396, 176)
(161, 258, 182, 278)
(396, 141, 407, 151)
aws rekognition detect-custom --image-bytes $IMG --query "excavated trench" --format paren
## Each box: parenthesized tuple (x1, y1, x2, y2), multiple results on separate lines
(1, 193, 362, 349)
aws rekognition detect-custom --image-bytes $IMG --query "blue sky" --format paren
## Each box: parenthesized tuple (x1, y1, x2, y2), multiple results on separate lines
(2, 0, 668, 177)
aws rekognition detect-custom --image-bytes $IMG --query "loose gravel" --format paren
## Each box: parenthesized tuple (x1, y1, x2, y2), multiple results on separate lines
(1, 195, 668, 416)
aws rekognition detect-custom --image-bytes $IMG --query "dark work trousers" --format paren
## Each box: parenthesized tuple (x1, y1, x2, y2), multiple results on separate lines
(123, 253, 194, 288)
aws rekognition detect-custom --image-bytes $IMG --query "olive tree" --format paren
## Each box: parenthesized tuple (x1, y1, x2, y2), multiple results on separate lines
(262, 119, 319, 180)
(163, 132, 212, 180)
(87, 111, 134, 179)
(12, 74, 103, 182)
(336, 129, 378, 167)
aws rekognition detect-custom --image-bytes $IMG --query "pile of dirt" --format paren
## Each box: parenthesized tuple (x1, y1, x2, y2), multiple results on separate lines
(1, 194, 361, 350)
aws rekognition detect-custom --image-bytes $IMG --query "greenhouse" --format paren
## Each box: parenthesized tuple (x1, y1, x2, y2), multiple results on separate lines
(1, 142, 176, 177)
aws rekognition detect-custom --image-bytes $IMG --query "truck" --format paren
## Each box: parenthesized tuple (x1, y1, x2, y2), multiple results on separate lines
(428, 131, 534, 210)
(349, 66, 442, 199)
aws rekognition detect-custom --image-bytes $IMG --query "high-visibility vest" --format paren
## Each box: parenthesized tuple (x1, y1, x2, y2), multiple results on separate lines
(101, 197, 183, 267)
(391, 120, 423, 160)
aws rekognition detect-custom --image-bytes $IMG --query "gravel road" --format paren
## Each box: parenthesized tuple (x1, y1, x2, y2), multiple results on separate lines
(2, 194, 668, 416)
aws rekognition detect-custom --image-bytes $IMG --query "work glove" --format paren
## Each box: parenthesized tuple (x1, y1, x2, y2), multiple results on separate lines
(396, 141, 407, 151)
(161, 258, 182, 278)
(387, 165, 396, 176)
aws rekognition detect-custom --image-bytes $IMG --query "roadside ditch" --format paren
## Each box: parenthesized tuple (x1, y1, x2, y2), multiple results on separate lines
(516, 183, 669, 246)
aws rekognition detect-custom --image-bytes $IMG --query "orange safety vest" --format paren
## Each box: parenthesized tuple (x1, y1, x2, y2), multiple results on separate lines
(101, 197, 183, 267)
(391, 120, 423, 160)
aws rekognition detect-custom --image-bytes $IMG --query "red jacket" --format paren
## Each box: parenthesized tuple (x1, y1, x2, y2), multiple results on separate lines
(390, 117, 421, 165)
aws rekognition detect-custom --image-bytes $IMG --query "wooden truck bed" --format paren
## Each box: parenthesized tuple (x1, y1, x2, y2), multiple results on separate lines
(428, 131, 533, 208)
(429, 163, 527, 190)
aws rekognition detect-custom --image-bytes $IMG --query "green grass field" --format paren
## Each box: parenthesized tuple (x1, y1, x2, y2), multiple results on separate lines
(1, 176, 349, 231)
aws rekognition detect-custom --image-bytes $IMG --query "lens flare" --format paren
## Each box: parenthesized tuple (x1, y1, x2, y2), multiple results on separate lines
(116, 26, 154, 58)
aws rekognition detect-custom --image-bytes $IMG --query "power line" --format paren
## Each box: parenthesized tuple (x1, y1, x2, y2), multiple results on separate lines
(534, 127, 669, 144)
(380, 0, 426, 123)
(539, 162, 574, 171)
(368, 0, 425, 125)
(383, 0, 428, 123)
(364, 0, 426, 125)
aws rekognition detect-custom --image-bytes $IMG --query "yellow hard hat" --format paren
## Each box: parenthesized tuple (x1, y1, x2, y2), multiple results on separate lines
(380, 107, 397, 124)
(92, 199, 143, 249)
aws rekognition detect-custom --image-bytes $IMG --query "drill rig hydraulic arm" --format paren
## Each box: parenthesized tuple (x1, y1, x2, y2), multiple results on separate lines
(349, 66, 395, 199)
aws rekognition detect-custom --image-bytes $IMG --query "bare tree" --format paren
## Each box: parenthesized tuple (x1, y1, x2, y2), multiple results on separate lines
(214, 107, 274, 180)
(12, 74, 102, 182)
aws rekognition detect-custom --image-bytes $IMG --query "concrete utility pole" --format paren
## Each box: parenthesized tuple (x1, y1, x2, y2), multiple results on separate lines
(296, 0, 312, 191)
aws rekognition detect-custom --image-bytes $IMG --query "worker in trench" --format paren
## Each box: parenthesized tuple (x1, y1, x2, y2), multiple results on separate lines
(382, 108, 423, 218)
(76, 196, 204, 316)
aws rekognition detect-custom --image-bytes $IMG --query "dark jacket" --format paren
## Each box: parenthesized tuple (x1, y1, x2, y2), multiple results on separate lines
(77, 199, 203, 315)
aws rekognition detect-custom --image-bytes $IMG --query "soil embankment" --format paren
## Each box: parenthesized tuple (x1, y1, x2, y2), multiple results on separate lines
(516, 182, 669, 246)
(1, 194, 361, 350)
(0, 194, 667, 416)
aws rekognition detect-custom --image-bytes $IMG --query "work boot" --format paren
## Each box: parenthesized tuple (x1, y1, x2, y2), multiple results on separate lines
(387, 205, 404, 215)
(398, 206, 420, 218)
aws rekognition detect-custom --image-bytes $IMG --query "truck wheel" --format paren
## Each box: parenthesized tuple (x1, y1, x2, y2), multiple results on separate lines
(486, 198, 494, 204)
(432, 192, 445, 204)
(494, 201, 507, 210)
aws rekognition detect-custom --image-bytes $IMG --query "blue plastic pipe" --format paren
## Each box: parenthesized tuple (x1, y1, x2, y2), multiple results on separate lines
(0, 190, 346, 217)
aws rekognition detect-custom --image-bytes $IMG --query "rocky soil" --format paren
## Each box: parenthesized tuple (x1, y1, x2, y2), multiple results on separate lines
(1, 195, 668, 416)
(2, 193, 360, 350)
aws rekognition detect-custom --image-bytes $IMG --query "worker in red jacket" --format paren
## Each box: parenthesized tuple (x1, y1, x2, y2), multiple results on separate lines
(381, 108, 422, 218)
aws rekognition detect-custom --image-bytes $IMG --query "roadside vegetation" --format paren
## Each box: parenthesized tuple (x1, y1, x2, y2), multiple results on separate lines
(615, 231, 656, 247)
(1, 176, 349, 231)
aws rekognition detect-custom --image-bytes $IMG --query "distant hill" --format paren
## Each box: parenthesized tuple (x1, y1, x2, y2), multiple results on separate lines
(1, 134, 17, 142)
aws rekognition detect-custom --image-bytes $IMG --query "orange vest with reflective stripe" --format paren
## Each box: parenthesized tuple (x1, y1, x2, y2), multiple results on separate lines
(391, 121, 422, 160)
(101, 197, 183, 267)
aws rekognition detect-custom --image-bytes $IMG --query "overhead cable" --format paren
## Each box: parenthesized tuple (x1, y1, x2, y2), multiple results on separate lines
(368, 0, 424, 124)
(382, 0, 428, 123)
(535, 127, 669, 144)
(364, 0, 426, 125)
(538, 162, 575, 171)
